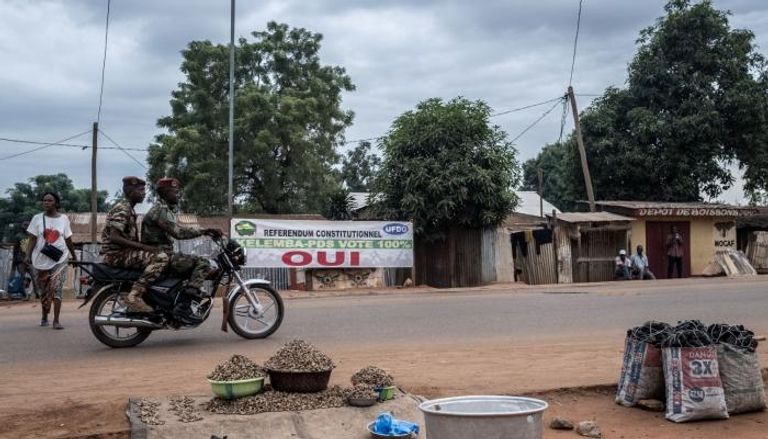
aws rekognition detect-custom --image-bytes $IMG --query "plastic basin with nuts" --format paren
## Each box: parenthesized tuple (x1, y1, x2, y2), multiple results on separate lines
(208, 377, 264, 400)
(267, 369, 332, 393)
(419, 395, 548, 439)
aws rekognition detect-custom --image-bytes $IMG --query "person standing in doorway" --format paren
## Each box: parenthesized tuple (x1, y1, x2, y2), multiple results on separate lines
(666, 225, 684, 278)
(25, 192, 77, 329)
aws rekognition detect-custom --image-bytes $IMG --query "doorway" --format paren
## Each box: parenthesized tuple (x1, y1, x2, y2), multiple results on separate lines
(645, 221, 691, 279)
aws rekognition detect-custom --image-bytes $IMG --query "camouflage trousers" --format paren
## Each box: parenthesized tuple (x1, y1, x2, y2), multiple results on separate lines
(103, 250, 170, 294)
(103, 250, 210, 292)
(166, 253, 210, 290)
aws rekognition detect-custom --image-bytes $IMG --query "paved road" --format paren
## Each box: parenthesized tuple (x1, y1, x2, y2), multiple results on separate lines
(2, 277, 767, 366)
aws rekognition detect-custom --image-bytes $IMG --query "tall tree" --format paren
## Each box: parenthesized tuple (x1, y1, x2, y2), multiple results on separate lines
(526, 0, 768, 205)
(373, 97, 521, 240)
(148, 22, 355, 214)
(0, 174, 108, 241)
(340, 141, 381, 191)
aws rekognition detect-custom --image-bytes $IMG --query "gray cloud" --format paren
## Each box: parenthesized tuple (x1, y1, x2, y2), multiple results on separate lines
(2, 0, 767, 206)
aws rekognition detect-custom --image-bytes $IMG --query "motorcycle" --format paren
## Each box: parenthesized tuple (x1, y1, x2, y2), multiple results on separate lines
(74, 238, 284, 348)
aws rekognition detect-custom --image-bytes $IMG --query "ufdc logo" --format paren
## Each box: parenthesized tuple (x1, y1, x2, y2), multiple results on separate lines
(383, 223, 409, 235)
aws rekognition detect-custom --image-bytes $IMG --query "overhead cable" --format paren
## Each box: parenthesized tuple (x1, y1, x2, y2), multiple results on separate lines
(0, 136, 147, 151)
(96, 0, 112, 123)
(0, 130, 92, 161)
(98, 128, 147, 169)
(510, 98, 565, 144)
(568, 0, 584, 86)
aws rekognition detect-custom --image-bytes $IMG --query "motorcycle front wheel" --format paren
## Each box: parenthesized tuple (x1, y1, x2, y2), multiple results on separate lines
(89, 287, 152, 348)
(228, 284, 284, 339)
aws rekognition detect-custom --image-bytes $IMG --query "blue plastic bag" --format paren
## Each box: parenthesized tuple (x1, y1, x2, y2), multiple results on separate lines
(373, 412, 419, 436)
(7, 272, 24, 298)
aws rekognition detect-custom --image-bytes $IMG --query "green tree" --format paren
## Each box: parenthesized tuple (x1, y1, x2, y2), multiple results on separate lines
(324, 188, 354, 220)
(0, 174, 108, 241)
(341, 141, 381, 191)
(527, 0, 768, 205)
(373, 97, 521, 240)
(148, 22, 355, 214)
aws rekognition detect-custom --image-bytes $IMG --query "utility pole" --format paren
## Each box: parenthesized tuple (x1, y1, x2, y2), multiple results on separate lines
(91, 122, 98, 243)
(227, 0, 235, 219)
(567, 86, 596, 212)
(537, 168, 544, 218)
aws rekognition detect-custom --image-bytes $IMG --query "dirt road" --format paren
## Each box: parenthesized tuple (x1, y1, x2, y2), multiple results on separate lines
(1, 277, 767, 438)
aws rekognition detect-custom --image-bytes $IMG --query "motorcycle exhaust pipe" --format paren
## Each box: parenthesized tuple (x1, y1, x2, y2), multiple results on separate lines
(93, 315, 163, 329)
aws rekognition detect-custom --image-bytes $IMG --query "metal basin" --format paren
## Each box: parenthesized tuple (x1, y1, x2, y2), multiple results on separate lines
(419, 395, 548, 439)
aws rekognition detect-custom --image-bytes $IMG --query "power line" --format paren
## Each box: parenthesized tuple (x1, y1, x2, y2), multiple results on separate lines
(0, 130, 92, 161)
(98, 128, 147, 169)
(97, 0, 111, 123)
(568, 0, 584, 87)
(0, 136, 147, 151)
(510, 98, 564, 145)
(490, 96, 566, 117)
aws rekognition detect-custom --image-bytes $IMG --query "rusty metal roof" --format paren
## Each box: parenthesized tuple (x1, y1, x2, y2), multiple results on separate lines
(549, 212, 635, 224)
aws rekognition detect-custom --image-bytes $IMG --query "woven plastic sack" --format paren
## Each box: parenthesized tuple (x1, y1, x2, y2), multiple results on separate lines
(716, 344, 766, 414)
(662, 346, 728, 422)
(616, 335, 664, 406)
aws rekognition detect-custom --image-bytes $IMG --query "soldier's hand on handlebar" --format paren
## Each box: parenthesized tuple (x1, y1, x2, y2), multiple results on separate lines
(203, 228, 223, 238)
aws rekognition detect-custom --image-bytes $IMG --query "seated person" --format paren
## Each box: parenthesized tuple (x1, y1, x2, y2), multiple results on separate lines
(614, 249, 631, 280)
(101, 177, 169, 312)
(630, 245, 656, 280)
(141, 178, 221, 298)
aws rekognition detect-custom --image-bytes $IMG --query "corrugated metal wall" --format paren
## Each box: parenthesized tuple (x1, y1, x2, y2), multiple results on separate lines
(0, 247, 13, 293)
(481, 228, 497, 284)
(572, 229, 629, 283)
(415, 227, 484, 288)
(513, 238, 558, 285)
(555, 228, 573, 283)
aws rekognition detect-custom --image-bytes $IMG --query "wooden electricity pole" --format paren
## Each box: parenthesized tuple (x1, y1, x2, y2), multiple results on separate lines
(91, 122, 98, 243)
(567, 86, 596, 212)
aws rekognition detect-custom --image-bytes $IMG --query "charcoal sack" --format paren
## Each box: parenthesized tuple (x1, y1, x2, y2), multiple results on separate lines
(662, 346, 728, 422)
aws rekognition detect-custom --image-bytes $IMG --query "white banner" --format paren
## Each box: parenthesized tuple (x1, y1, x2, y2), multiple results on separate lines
(231, 219, 413, 268)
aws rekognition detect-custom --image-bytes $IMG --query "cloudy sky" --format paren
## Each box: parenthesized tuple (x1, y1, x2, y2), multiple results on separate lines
(2, 0, 768, 207)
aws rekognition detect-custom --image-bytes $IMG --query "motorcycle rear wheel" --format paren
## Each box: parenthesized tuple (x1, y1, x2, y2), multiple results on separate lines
(89, 287, 152, 348)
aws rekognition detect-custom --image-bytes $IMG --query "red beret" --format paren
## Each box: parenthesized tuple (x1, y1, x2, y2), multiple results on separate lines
(122, 176, 146, 187)
(156, 178, 181, 189)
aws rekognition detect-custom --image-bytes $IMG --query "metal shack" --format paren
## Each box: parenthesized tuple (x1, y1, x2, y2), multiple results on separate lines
(548, 212, 635, 283)
(593, 201, 758, 278)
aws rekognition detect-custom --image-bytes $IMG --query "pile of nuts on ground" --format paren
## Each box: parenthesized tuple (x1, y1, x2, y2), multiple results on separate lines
(205, 385, 348, 414)
(351, 365, 394, 388)
(264, 339, 335, 372)
(207, 354, 266, 381)
(136, 399, 165, 425)
(169, 396, 203, 423)
(197, 343, 398, 416)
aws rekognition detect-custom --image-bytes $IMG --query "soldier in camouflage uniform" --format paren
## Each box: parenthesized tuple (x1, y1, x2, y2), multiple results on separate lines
(101, 177, 168, 313)
(141, 178, 221, 298)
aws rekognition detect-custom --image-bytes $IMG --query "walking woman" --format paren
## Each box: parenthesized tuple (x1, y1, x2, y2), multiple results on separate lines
(25, 191, 77, 329)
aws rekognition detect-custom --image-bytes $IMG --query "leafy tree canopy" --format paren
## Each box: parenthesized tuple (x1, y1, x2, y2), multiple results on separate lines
(341, 141, 381, 192)
(148, 22, 355, 214)
(525, 0, 768, 206)
(0, 174, 108, 241)
(373, 97, 521, 240)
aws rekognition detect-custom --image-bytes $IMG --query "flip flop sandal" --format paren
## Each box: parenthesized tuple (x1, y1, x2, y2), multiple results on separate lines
(53, 323, 64, 330)
(40, 320, 49, 327)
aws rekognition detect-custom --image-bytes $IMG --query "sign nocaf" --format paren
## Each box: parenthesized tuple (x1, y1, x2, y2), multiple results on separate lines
(231, 219, 414, 268)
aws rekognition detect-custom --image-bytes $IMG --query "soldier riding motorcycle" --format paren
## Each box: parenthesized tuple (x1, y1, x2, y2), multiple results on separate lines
(75, 236, 283, 348)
